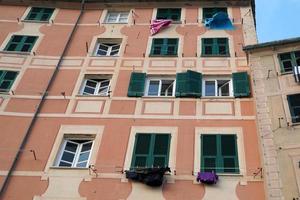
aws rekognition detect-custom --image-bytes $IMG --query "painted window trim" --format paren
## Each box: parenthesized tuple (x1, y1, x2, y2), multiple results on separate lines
(202, 77, 233, 97)
(144, 77, 176, 97)
(79, 76, 111, 96)
(55, 138, 94, 168)
(105, 11, 130, 23)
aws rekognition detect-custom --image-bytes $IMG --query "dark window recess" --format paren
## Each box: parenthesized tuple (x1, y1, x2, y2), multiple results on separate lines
(25, 7, 55, 21)
(0, 70, 18, 92)
(278, 51, 300, 73)
(4, 35, 38, 52)
(201, 134, 239, 173)
(287, 94, 300, 123)
(156, 8, 181, 21)
(203, 7, 228, 20)
(202, 38, 229, 56)
(150, 38, 178, 56)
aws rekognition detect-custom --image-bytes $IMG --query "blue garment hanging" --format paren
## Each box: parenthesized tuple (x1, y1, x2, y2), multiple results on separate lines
(204, 12, 234, 30)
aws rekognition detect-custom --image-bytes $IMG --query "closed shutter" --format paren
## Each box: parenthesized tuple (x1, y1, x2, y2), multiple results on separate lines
(220, 135, 239, 173)
(151, 38, 178, 56)
(0, 71, 18, 92)
(156, 8, 181, 21)
(127, 72, 146, 97)
(201, 135, 217, 172)
(5, 35, 37, 52)
(175, 70, 202, 97)
(203, 7, 228, 20)
(233, 72, 250, 97)
(152, 134, 171, 167)
(25, 7, 54, 21)
(131, 134, 152, 168)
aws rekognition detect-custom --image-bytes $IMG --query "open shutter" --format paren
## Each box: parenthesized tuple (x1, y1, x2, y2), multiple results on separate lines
(152, 134, 171, 168)
(127, 72, 146, 97)
(175, 70, 202, 97)
(233, 72, 250, 97)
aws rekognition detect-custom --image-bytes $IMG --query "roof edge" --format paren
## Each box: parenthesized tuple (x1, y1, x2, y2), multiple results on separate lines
(243, 37, 300, 51)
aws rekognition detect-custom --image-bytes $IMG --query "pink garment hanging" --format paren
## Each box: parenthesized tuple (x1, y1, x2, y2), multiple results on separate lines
(150, 19, 172, 35)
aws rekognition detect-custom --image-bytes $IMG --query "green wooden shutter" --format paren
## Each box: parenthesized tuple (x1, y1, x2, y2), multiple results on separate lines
(220, 135, 239, 173)
(233, 72, 250, 97)
(166, 38, 178, 56)
(131, 134, 152, 168)
(0, 71, 18, 92)
(175, 70, 202, 98)
(203, 7, 228, 20)
(201, 135, 217, 172)
(5, 35, 37, 52)
(152, 134, 171, 167)
(156, 8, 181, 21)
(25, 7, 54, 21)
(127, 72, 146, 97)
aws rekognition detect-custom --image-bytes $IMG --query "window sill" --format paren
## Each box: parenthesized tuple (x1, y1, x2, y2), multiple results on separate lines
(0, 50, 31, 55)
(101, 22, 128, 25)
(290, 122, 300, 127)
(149, 54, 178, 57)
(21, 19, 50, 24)
(89, 55, 119, 58)
(201, 96, 234, 99)
(279, 71, 293, 76)
(143, 96, 175, 99)
(50, 166, 89, 170)
(76, 94, 110, 98)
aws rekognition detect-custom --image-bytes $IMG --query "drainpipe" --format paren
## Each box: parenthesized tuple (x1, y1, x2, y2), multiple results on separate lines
(0, 0, 86, 197)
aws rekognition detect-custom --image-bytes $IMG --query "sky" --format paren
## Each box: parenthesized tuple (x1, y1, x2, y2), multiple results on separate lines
(256, 0, 300, 43)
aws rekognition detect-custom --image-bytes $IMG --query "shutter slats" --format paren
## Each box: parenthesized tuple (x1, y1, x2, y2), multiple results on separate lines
(175, 70, 202, 97)
(127, 72, 146, 97)
(233, 71, 250, 97)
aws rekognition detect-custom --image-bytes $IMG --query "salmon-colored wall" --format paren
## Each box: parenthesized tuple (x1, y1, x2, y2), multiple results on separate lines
(80, 10, 102, 24)
(241, 101, 255, 116)
(163, 180, 205, 200)
(113, 70, 132, 97)
(5, 98, 39, 113)
(1, 176, 48, 200)
(236, 181, 265, 200)
(54, 9, 80, 24)
(133, 8, 153, 24)
(0, 5, 26, 21)
(185, 8, 198, 23)
(40, 99, 69, 113)
(79, 178, 131, 200)
(38, 25, 73, 56)
(48, 69, 80, 96)
(0, 116, 32, 170)
(226, 25, 246, 57)
(65, 26, 105, 56)
(109, 100, 136, 114)
(179, 101, 196, 116)
(0, 22, 23, 48)
(176, 26, 206, 57)
(232, 7, 242, 22)
(121, 25, 150, 57)
(15, 69, 54, 96)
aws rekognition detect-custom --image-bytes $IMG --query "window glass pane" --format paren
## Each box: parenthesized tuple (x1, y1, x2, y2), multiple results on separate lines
(86, 80, 97, 88)
(153, 46, 162, 55)
(153, 134, 169, 155)
(205, 81, 215, 96)
(65, 142, 78, 153)
(218, 80, 230, 96)
(148, 80, 160, 96)
(296, 58, 300, 66)
(204, 46, 213, 55)
(218, 46, 227, 55)
(282, 61, 293, 72)
(12, 36, 22, 43)
(25, 36, 36, 43)
(223, 158, 236, 173)
(160, 80, 174, 96)
(204, 38, 213, 44)
(83, 87, 95, 94)
(81, 142, 92, 152)
(0, 81, 10, 90)
(99, 44, 109, 51)
(135, 134, 151, 154)
(153, 157, 166, 167)
(41, 14, 49, 21)
(76, 162, 87, 168)
(280, 53, 291, 60)
(3, 71, 17, 80)
(78, 152, 90, 162)
(6, 44, 17, 51)
(61, 151, 75, 163)
(221, 135, 236, 156)
(295, 51, 300, 58)
(21, 44, 31, 52)
(202, 135, 217, 155)
(203, 158, 216, 172)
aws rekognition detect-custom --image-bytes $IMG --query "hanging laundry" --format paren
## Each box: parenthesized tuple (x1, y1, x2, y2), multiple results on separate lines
(204, 12, 234, 30)
(293, 66, 300, 83)
(125, 167, 171, 187)
(150, 19, 172, 35)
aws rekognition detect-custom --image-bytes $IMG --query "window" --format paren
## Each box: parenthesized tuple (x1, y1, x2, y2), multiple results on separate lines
(150, 38, 178, 56)
(145, 77, 175, 97)
(203, 7, 227, 21)
(156, 8, 181, 21)
(80, 75, 111, 96)
(201, 134, 239, 173)
(203, 78, 232, 97)
(287, 94, 300, 123)
(4, 35, 38, 52)
(105, 11, 129, 23)
(55, 138, 94, 168)
(278, 51, 300, 73)
(94, 39, 121, 56)
(201, 38, 229, 56)
(131, 133, 171, 168)
(25, 7, 54, 22)
(0, 70, 18, 93)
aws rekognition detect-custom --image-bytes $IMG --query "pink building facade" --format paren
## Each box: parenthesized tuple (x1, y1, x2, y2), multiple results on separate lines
(0, 0, 266, 199)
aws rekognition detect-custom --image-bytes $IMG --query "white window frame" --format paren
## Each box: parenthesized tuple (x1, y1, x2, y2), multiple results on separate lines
(105, 11, 129, 23)
(202, 77, 233, 97)
(94, 41, 121, 57)
(55, 138, 94, 168)
(145, 77, 176, 97)
(80, 76, 111, 96)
